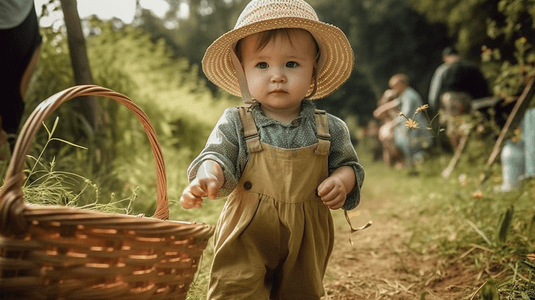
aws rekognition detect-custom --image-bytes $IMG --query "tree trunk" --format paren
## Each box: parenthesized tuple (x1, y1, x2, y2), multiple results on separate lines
(60, 0, 100, 129)
(60, 0, 110, 168)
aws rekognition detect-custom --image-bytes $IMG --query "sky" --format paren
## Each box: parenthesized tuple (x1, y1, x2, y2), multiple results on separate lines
(34, 0, 177, 27)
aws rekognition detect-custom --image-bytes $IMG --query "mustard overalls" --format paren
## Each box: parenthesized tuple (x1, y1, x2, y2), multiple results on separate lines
(207, 107, 335, 300)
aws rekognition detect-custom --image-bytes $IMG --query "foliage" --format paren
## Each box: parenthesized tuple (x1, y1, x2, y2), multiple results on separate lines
(484, 7, 535, 100)
(409, 0, 496, 59)
(400, 153, 535, 299)
(21, 12, 240, 217)
(134, 0, 450, 124)
(315, 0, 448, 108)
(410, 0, 535, 99)
(82, 21, 240, 214)
(10, 119, 137, 214)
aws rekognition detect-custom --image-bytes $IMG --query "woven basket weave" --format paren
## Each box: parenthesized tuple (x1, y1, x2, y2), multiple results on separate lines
(0, 85, 215, 300)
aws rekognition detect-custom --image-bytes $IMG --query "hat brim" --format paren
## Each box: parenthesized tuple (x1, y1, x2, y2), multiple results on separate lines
(202, 17, 354, 100)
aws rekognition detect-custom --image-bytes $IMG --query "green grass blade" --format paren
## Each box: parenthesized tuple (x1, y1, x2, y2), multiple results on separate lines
(50, 138, 88, 150)
(466, 219, 493, 246)
(480, 279, 500, 300)
(497, 206, 514, 244)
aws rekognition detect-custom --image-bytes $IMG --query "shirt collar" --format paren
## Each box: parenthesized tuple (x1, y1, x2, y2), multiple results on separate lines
(250, 100, 316, 127)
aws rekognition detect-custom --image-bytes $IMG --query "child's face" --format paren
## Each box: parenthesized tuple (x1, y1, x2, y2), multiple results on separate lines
(239, 29, 317, 119)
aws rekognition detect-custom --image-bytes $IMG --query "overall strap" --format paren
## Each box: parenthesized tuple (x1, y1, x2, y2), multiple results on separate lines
(314, 109, 331, 155)
(238, 106, 263, 153)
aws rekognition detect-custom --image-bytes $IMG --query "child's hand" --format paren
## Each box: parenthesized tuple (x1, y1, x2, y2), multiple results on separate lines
(180, 160, 224, 209)
(317, 166, 356, 210)
(180, 176, 221, 209)
(317, 176, 347, 210)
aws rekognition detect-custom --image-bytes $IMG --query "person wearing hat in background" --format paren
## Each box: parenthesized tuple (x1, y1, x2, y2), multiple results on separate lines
(179, 0, 365, 298)
(428, 46, 490, 149)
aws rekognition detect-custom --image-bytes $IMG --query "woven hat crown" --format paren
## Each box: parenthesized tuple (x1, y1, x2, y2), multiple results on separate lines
(235, 0, 320, 29)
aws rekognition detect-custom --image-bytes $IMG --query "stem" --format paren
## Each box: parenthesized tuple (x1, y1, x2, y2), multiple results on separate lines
(24, 138, 51, 187)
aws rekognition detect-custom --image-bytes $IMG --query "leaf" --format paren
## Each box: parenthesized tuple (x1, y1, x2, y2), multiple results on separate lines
(466, 219, 493, 246)
(42, 121, 51, 138)
(51, 117, 59, 138)
(497, 206, 514, 244)
(50, 138, 88, 150)
(521, 260, 535, 271)
(480, 279, 500, 300)
(528, 214, 535, 243)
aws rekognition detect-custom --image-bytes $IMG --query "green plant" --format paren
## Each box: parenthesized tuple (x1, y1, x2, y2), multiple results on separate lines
(19, 118, 137, 214)
(481, 279, 500, 300)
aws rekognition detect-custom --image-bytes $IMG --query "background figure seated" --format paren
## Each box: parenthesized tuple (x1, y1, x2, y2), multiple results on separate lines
(388, 73, 434, 170)
(439, 91, 472, 149)
(373, 89, 404, 168)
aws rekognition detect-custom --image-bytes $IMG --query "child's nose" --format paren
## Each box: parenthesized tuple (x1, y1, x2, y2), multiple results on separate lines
(270, 68, 286, 83)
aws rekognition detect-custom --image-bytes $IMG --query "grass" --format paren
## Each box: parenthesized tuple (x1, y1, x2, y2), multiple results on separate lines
(1, 118, 139, 214)
(356, 137, 535, 299)
(2, 118, 533, 299)
(183, 136, 535, 299)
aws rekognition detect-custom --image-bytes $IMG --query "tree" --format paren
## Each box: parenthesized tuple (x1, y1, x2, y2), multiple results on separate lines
(133, 0, 449, 124)
(313, 0, 449, 121)
(135, 0, 248, 94)
(59, 0, 101, 130)
(409, 0, 535, 97)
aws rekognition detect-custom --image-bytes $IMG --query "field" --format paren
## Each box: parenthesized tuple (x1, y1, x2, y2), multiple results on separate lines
(2, 124, 533, 300)
(178, 138, 535, 299)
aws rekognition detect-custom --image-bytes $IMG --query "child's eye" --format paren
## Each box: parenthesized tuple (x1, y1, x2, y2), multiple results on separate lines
(257, 62, 268, 69)
(286, 61, 298, 68)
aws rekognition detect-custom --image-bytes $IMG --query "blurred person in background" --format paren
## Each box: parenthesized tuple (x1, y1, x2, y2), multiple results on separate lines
(375, 74, 433, 173)
(428, 46, 490, 149)
(0, 0, 42, 159)
(373, 89, 403, 168)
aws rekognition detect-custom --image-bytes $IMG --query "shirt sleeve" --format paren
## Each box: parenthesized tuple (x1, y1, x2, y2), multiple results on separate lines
(428, 64, 448, 113)
(187, 108, 246, 198)
(326, 114, 365, 211)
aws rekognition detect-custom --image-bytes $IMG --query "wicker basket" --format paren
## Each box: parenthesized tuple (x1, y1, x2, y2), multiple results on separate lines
(0, 85, 215, 300)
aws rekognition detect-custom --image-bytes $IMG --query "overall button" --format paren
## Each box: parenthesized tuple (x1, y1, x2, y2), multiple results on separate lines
(244, 181, 252, 190)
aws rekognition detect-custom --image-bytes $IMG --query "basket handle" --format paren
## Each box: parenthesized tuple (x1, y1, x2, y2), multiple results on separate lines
(0, 85, 169, 236)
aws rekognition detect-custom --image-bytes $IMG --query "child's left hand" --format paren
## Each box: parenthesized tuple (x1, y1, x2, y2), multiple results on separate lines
(317, 177, 347, 210)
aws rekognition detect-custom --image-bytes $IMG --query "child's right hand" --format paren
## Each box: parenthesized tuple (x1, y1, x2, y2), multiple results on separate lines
(180, 176, 221, 209)
(180, 160, 224, 209)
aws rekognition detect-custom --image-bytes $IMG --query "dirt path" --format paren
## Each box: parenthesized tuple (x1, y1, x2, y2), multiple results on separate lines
(323, 178, 481, 300)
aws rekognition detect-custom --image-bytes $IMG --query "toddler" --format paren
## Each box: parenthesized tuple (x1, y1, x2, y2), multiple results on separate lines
(180, 0, 365, 298)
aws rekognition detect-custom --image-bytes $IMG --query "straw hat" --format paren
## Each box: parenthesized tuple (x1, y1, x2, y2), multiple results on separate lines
(202, 0, 354, 100)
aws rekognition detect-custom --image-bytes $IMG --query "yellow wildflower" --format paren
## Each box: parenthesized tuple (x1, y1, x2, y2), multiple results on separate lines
(416, 104, 429, 113)
(472, 191, 483, 199)
(405, 118, 419, 129)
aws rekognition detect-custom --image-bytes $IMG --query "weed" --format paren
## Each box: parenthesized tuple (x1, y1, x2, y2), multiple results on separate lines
(5, 118, 137, 214)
